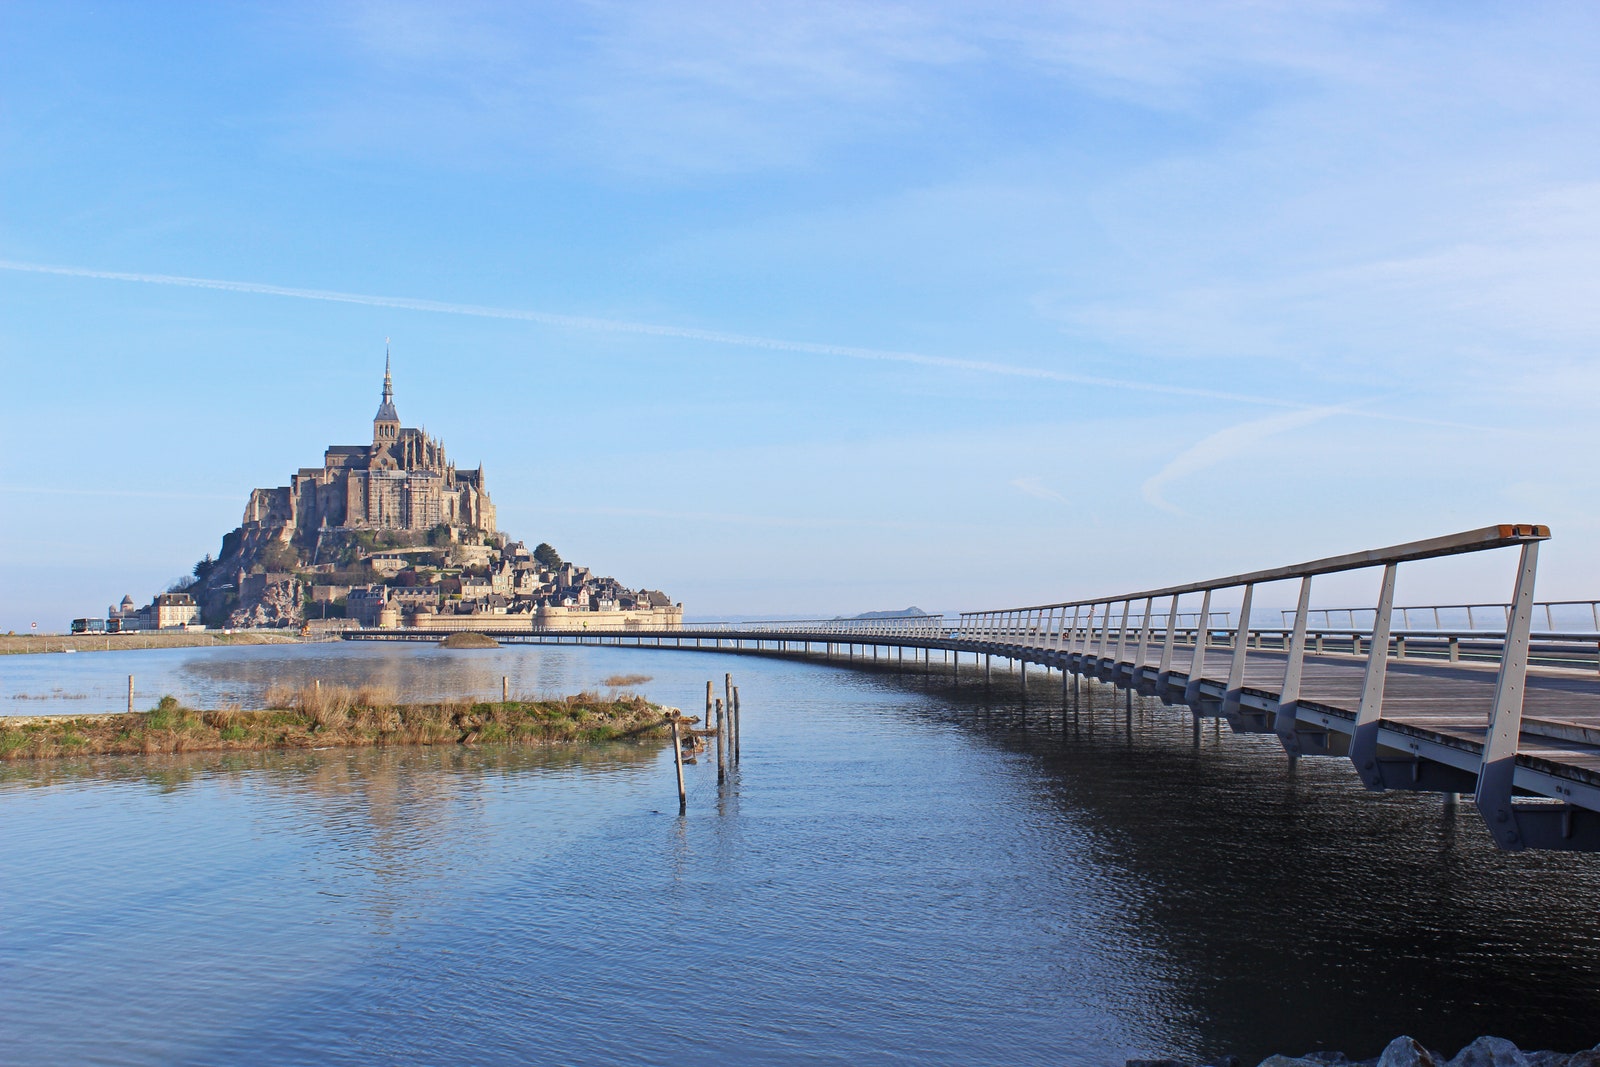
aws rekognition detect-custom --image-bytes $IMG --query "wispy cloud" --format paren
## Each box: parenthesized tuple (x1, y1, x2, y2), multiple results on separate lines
(1140, 404, 1348, 515)
(1009, 477, 1069, 505)
(540, 503, 932, 531)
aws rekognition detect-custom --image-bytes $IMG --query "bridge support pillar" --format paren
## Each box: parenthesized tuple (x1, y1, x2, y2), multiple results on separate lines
(1471, 542, 1600, 850)
(1220, 583, 1255, 724)
(1350, 564, 1398, 791)
(1183, 589, 1214, 709)
(1274, 577, 1314, 758)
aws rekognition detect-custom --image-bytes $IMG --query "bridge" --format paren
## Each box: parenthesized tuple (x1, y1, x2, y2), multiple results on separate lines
(347, 523, 1600, 853)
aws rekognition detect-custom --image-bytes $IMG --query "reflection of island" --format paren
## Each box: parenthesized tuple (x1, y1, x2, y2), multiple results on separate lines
(0, 744, 665, 939)
(174, 645, 567, 709)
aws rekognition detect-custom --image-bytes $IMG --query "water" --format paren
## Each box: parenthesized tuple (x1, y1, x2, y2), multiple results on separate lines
(4, 643, 1600, 1065)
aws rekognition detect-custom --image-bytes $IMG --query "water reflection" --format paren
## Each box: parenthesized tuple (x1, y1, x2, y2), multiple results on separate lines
(3, 646, 1600, 1066)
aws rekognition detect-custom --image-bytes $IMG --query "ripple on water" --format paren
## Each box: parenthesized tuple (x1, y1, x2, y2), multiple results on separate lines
(3, 644, 1600, 1065)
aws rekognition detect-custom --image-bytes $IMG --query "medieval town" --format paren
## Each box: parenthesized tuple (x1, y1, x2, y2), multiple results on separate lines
(88, 358, 681, 635)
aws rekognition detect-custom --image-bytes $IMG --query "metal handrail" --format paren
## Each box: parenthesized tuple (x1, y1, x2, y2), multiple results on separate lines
(681, 614, 949, 636)
(955, 525, 1549, 658)
(1282, 599, 1600, 633)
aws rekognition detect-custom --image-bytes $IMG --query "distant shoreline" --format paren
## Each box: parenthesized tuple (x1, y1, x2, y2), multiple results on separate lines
(0, 631, 304, 656)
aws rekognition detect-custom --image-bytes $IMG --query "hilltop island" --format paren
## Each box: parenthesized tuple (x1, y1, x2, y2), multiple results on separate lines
(97, 356, 682, 634)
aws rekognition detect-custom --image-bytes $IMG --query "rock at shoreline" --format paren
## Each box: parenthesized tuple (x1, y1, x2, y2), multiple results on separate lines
(1447, 1037, 1529, 1067)
(1376, 1037, 1444, 1067)
(1128, 1037, 1600, 1067)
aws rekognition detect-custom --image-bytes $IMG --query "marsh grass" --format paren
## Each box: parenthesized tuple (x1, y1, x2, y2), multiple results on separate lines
(0, 682, 680, 761)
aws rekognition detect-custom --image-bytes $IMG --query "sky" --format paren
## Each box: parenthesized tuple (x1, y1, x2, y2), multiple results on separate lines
(3, 1, 1599, 630)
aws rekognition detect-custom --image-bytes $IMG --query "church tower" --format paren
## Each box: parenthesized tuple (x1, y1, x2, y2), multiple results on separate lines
(373, 349, 400, 446)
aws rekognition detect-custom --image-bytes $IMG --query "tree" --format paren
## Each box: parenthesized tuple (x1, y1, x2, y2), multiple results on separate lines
(260, 541, 299, 573)
(192, 553, 215, 580)
(534, 542, 563, 569)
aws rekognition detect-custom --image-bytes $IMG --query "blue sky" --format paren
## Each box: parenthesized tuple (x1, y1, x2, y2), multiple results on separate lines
(3, 2, 1599, 629)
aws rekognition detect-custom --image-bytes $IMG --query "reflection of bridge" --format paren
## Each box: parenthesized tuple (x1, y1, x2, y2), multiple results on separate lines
(348, 524, 1600, 852)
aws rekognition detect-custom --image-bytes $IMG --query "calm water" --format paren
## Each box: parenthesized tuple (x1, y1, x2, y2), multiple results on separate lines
(4, 643, 1600, 1065)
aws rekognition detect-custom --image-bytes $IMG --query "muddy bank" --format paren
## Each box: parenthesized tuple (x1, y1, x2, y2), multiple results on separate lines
(0, 631, 303, 656)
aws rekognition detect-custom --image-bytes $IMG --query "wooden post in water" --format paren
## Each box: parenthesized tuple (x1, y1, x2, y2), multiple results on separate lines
(705, 680, 714, 729)
(670, 718, 687, 814)
(732, 685, 742, 763)
(724, 673, 735, 765)
(127, 674, 134, 714)
(502, 676, 509, 703)
(715, 698, 726, 783)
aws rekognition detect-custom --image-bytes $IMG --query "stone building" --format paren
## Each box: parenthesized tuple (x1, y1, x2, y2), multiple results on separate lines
(151, 592, 201, 630)
(238, 357, 496, 554)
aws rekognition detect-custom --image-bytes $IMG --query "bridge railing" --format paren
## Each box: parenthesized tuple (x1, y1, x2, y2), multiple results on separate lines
(1279, 599, 1600, 633)
(954, 525, 1553, 667)
(1005, 623, 1600, 671)
(681, 615, 951, 637)
(957, 523, 1557, 851)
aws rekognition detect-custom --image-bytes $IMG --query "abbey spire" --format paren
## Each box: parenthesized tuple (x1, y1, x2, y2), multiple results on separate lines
(373, 345, 400, 444)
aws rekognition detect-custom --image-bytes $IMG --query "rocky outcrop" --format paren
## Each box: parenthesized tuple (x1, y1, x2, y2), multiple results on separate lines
(226, 576, 302, 629)
(1129, 1037, 1600, 1067)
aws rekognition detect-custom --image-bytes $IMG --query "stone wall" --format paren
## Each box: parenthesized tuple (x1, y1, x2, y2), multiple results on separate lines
(405, 606, 685, 632)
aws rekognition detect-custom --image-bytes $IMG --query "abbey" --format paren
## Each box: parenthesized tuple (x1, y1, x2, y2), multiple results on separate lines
(104, 353, 682, 632)
(241, 357, 495, 548)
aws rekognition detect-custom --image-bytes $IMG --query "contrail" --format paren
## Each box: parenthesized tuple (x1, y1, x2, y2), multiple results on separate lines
(0, 484, 239, 502)
(0, 258, 1448, 422)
